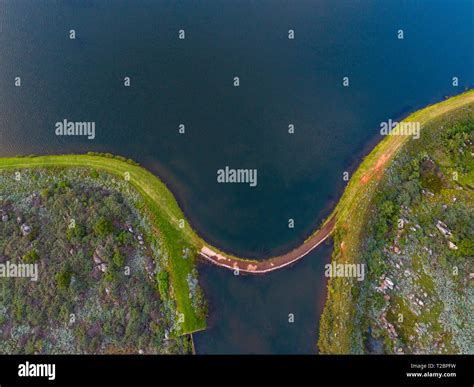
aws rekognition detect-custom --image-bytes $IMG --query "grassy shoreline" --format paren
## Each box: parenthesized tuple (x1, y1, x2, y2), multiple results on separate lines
(1, 90, 472, 340)
(0, 167, 194, 353)
(318, 90, 474, 353)
(0, 154, 207, 334)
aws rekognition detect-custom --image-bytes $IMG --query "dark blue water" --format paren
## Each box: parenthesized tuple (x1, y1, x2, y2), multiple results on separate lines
(196, 244, 332, 354)
(0, 1, 472, 353)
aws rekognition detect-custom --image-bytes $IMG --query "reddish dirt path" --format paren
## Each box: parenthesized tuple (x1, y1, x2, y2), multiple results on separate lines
(199, 216, 336, 274)
(360, 153, 391, 184)
(360, 137, 405, 184)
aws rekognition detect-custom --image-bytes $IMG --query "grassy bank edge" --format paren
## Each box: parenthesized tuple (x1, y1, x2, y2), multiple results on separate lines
(317, 89, 474, 353)
(1, 90, 472, 337)
(0, 154, 207, 334)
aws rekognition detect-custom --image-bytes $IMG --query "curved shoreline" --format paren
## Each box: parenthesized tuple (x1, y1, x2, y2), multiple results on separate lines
(198, 90, 474, 273)
(0, 91, 472, 338)
(1, 91, 473, 277)
(199, 216, 336, 273)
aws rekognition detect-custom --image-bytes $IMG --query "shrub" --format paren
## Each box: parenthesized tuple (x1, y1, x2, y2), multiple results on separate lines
(112, 250, 125, 267)
(117, 231, 132, 246)
(40, 188, 51, 200)
(93, 217, 114, 237)
(104, 269, 117, 283)
(22, 249, 39, 263)
(157, 271, 169, 298)
(56, 268, 72, 290)
(55, 181, 70, 192)
(66, 223, 87, 241)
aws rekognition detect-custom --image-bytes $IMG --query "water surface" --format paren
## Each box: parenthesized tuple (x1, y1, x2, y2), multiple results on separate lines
(0, 0, 472, 353)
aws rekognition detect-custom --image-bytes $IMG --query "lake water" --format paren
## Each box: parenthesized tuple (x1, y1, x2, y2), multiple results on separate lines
(0, 0, 472, 353)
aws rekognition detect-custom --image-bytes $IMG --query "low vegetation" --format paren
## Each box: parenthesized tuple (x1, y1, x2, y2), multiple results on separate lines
(0, 166, 206, 353)
(0, 153, 207, 334)
(318, 91, 474, 354)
